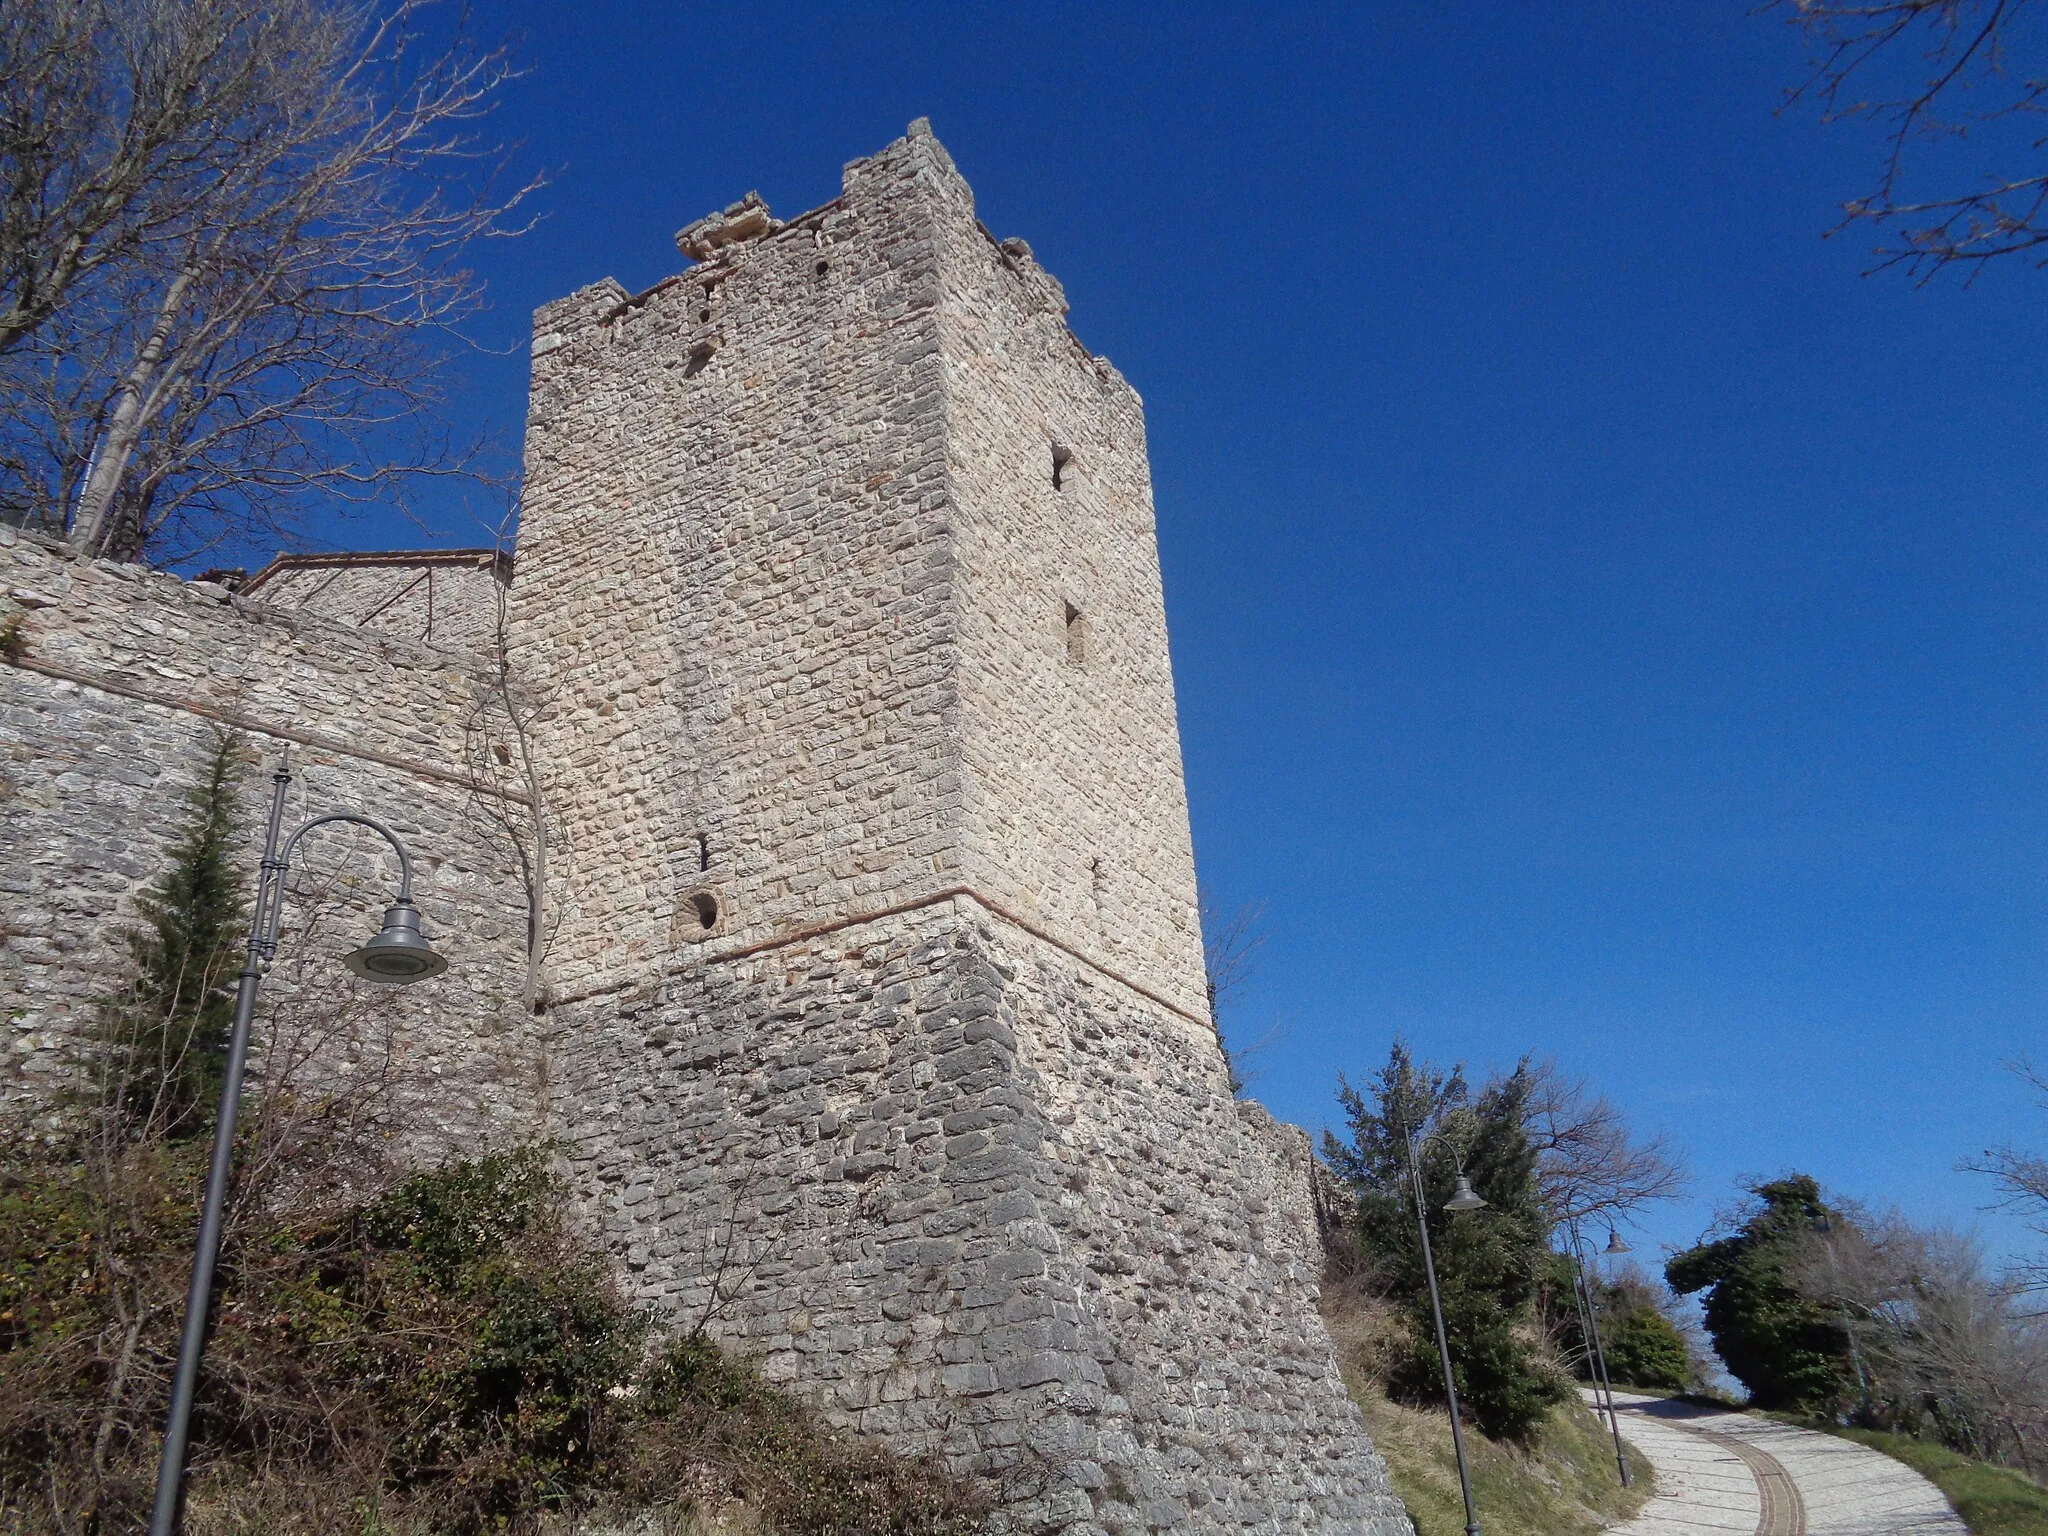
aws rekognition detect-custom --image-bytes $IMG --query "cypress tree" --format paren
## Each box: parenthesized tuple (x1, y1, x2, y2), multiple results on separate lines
(105, 732, 247, 1138)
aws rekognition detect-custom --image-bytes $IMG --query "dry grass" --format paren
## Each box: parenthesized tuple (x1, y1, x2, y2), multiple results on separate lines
(1322, 1278, 1653, 1536)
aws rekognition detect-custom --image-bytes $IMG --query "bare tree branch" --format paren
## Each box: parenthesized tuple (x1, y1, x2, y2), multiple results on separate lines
(1775, 0, 2048, 278)
(1963, 1058, 2048, 1295)
(0, 0, 540, 563)
(1523, 1056, 1690, 1229)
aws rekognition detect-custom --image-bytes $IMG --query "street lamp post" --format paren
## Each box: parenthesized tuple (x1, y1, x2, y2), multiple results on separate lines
(1405, 1121, 1491, 1536)
(147, 757, 449, 1536)
(1570, 1226, 1632, 1487)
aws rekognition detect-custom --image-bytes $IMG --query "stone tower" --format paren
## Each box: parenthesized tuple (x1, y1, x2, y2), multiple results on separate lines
(512, 122, 1410, 1535)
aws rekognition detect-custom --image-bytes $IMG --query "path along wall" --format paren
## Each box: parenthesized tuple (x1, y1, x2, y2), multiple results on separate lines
(0, 527, 539, 1146)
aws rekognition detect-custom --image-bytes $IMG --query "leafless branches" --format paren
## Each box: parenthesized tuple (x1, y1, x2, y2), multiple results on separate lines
(0, 0, 538, 564)
(1198, 887, 1265, 1019)
(1962, 1059, 2048, 1295)
(1777, 0, 2048, 277)
(1792, 1207, 2048, 1470)
(1523, 1057, 1689, 1231)
(1198, 888, 1269, 1092)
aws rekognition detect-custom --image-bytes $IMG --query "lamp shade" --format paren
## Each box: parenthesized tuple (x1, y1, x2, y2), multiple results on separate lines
(1444, 1175, 1488, 1213)
(1604, 1231, 1632, 1256)
(344, 899, 448, 983)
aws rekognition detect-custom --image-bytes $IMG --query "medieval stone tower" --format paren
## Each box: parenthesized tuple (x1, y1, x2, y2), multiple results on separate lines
(0, 121, 1410, 1536)
(510, 122, 1409, 1534)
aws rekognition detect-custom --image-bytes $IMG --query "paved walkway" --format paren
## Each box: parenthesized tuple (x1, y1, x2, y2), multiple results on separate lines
(1593, 1391, 1967, 1535)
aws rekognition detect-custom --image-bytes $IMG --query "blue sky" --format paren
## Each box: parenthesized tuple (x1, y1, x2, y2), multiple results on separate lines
(355, 3, 2048, 1269)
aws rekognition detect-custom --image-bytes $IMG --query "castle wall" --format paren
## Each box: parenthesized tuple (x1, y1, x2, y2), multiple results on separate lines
(931, 150, 1209, 1025)
(554, 899, 1406, 1536)
(239, 551, 511, 652)
(0, 529, 538, 1144)
(520, 124, 1409, 1535)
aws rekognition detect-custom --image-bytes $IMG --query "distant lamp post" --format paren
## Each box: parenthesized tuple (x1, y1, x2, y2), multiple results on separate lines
(149, 758, 448, 1536)
(1405, 1122, 1490, 1536)
(1570, 1224, 1633, 1487)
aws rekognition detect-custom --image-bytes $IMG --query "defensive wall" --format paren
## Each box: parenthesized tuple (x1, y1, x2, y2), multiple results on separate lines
(514, 122, 1410, 1534)
(0, 528, 538, 1143)
(0, 122, 1413, 1536)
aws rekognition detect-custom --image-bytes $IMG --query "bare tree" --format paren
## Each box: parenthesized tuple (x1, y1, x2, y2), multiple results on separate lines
(1199, 886, 1265, 1018)
(0, 1, 242, 356)
(1964, 1059, 2048, 1294)
(1793, 1206, 2048, 1471)
(1522, 1057, 1689, 1230)
(0, 0, 536, 564)
(1777, 0, 2048, 278)
(1198, 887, 1268, 1093)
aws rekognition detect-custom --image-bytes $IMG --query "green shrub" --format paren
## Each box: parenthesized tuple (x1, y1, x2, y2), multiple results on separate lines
(1, 1146, 992, 1534)
(1667, 1176, 1853, 1410)
(1600, 1307, 1692, 1391)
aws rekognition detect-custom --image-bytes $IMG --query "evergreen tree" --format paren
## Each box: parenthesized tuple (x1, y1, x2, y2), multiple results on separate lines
(1325, 1044, 1567, 1440)
(1666, 1175, 1854, 1410)
(103, 732, 247, 1137)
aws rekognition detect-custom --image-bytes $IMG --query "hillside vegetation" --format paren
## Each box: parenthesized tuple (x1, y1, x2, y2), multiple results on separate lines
(1322, 1282, 1651, 1536)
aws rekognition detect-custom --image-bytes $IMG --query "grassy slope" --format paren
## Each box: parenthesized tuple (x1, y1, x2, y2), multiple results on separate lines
(1347, 1384, 1651, 1536)
(1319, 1286, 1649, 1536)
(1769, 1420, 2048, 1536)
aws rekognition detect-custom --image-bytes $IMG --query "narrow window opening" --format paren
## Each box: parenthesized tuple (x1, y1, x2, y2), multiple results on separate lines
(695, 832, 710, 873)
(1089, 857, 1106, 913)
(1051, 443, 1074, 491)
(1064, 601, 1086, 666)
(688, 891, 719, 931)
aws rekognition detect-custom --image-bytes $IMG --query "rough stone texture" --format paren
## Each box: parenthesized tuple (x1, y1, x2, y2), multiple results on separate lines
(0, 527, 538, 1143)
(516, 123, 1409, 1533)
(0, 119, 1410, 1536)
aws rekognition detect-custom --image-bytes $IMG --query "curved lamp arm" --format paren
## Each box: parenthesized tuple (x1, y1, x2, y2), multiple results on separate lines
(250, 808, 421, 963)
(279, 811, 416, 895)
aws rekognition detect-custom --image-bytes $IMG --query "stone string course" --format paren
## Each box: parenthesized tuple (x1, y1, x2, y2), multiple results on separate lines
(0, 121, 1412, 1534)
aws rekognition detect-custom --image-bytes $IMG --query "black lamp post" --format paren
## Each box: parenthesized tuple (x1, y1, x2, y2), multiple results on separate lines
(147, 758, 448, 1536)
(1405, 1121, 1491, 1536)
(1569, 1225, 1633, 1487)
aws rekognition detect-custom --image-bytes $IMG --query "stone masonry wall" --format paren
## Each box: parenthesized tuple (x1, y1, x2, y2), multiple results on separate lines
(512, 128, 964, 1007)
(240, 551, 511, 652)
(0, 528, 539, 1145)
(931, 145, 1209, 1023)
(521, 123, 1410, 1534)
(556, 899, 1408, 1536)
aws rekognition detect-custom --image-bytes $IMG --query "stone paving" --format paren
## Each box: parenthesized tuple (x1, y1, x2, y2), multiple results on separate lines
(1596, 1390, 1967, 1535)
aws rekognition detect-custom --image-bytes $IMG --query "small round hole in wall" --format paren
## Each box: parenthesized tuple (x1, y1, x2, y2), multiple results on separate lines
(673, 886, 727, 944)
(698, 307, 712, 323)
(815, 259, 830, 277)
